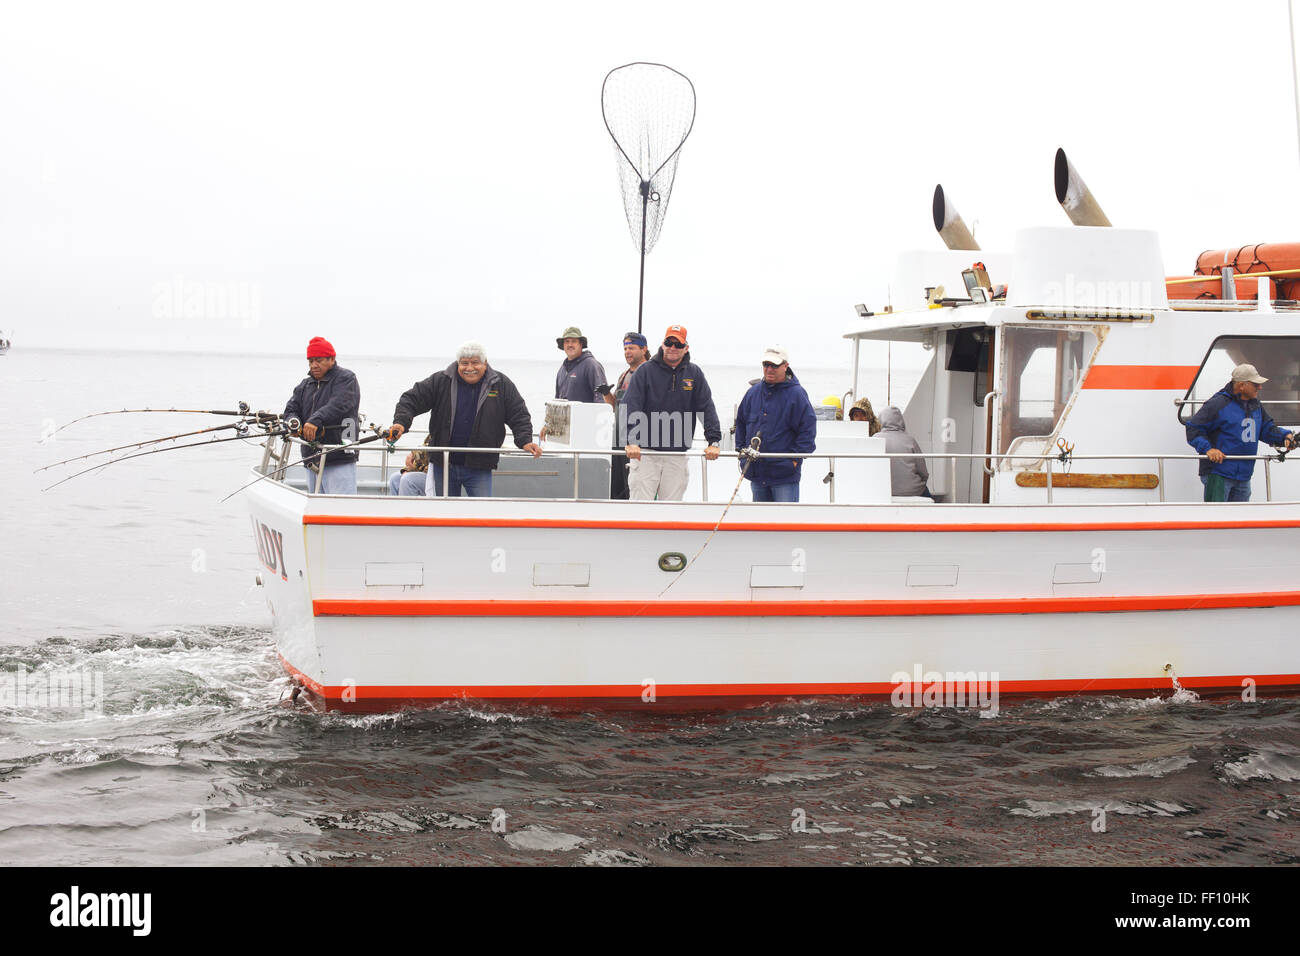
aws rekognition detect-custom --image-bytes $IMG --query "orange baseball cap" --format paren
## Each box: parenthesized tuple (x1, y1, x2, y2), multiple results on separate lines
(663, 324, 689, 345)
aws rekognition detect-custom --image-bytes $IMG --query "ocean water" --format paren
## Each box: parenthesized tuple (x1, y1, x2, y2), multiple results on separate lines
(3, 347, 1299, 867)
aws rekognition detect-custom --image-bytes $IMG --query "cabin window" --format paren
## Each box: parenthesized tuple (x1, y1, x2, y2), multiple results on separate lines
(1179, 336, 1300, 426)
(999, 326, 1095, 454)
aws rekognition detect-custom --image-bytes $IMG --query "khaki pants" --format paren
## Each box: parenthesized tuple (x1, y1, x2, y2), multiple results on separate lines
(629, 454, 689, 501)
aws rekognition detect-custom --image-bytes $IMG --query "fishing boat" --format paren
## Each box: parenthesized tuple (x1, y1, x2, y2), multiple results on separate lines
(0, 333, 10, 354)
(246, 150, 1300, 710)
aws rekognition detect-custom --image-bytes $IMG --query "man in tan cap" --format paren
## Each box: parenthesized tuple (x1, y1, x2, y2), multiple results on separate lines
(1186, 363, 1294, 501)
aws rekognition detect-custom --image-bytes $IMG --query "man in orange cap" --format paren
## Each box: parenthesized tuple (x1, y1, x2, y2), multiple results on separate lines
(283, 336, 361, 494)
(620, 323, 721, 500)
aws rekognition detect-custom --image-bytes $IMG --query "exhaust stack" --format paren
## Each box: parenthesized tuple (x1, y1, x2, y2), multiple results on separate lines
(1054, 148, 1111, 227)
(932, 185, 979, 250)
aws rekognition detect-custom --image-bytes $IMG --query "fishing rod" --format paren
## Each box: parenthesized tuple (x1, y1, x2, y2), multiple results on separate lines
(657, 435, 761, 599)
(218, 427, 385, 503)
(35, 418, 270, 473)
(41, 402, 278, 441)
(42, 423, 288, 492)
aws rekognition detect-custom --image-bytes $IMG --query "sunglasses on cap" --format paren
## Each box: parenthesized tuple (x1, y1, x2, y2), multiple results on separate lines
(762, 361, 786, 369)
(664, 338, 685, 348)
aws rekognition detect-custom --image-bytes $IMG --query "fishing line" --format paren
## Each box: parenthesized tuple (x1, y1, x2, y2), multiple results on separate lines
(657, 436, 761, 599)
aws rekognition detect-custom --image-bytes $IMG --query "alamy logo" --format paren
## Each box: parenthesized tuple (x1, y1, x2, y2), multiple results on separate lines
(49, 886, 151, 936)
(0, 668, 104, 716)
(890, 664, 999, 716)
(617, 406, 697, 447)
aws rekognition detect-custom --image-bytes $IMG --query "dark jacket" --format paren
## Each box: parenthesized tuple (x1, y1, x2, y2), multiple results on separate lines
(619, 349, 722, 451)
(555, 350, 608, 403)
(1185, 382, 1291, 481)
(734, 368, 817, 487)
(879, 406, 929, 496)
(392, 363, 534, 471)
(283, 364, 361, 465)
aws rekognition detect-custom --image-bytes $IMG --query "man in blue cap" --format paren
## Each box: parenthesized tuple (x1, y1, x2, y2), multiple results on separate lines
(606, 331, 651, 498)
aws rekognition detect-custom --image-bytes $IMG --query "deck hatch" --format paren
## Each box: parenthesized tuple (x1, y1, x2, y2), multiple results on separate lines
(750, 566, 805, 588)
(532, 563, 591, 587)
(1052, 563, 1101, 585)
(365, 563, 424, 587)
(906, 565, 960, 587)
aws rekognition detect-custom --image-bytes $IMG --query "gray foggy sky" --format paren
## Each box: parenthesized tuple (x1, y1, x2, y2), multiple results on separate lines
(2, 0, 1300, 366)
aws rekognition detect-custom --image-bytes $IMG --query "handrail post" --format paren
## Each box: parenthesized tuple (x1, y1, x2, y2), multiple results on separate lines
(701, 449, 709, 500)
(828, 456, 836, 503)
(380, 446, 391, 495)
(573, 451, 580, 500)
(443, 450, 450, 496)
(1157, 456, 1165, 502)
(981, 390, 1000, 476)
(1045, 456, 1053, 503)
(1266, 456, 1272, 502)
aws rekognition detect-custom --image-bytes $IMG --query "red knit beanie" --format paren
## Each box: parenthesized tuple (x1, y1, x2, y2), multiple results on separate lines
(306, 337, 336, 358)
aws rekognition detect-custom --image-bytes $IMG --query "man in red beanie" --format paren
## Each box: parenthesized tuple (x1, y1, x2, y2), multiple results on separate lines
(283, 336, 361, 494)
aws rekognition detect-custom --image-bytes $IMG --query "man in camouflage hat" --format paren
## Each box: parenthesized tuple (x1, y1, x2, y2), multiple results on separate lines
(554, 326, 608, 403)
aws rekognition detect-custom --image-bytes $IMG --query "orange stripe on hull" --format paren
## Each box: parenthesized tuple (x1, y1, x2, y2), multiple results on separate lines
(313, 591, 1300, 618)
(275, 656, 1300, 703)
(303, 515, 1300, 533)
(1082, 365, 1200, 390)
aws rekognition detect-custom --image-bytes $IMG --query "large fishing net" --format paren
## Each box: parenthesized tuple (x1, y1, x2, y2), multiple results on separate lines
(601, 62, 696, 258)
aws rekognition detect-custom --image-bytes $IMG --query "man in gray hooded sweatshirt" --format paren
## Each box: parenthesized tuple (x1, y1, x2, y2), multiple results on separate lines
(879, 406, 931, 498)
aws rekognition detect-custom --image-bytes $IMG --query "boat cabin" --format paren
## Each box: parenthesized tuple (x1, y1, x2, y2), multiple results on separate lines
(844, 226, 1300, 504)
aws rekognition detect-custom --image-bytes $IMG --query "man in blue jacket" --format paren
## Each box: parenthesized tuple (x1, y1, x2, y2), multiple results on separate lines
(283, 336, 361, 494)
(1185, 363, 1294, 501)
(734, 346, 817, 502)
(621, 324, 721, 501)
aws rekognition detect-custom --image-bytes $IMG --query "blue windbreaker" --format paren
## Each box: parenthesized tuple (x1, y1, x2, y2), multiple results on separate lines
(1185, 382, 1291, 481)
(734, 369, 817, 487)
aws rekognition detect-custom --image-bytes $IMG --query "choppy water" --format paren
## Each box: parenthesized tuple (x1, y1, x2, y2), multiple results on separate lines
(3, 348, 1298, 866)
(3, 625, 1298, 866)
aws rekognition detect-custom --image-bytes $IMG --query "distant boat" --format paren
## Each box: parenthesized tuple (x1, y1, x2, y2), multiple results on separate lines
(0, 333, 10, 354)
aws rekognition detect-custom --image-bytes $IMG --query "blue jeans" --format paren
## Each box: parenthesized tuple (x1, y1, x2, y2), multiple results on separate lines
(751, 481, 800, 502)
(388, 470, 428, 496)
(427, 462, 493, 497)
(297, 459, 356, 494)
(1201, 474, 1251, 501)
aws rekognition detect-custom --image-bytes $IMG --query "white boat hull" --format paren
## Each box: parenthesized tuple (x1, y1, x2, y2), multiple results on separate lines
(247, 480, 1300, 709)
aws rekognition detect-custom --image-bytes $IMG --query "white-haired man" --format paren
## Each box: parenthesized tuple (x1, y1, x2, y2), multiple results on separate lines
(385, 342, 540, 497)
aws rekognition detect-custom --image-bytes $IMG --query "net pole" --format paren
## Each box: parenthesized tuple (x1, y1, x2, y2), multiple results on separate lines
(637, 182, 649, 334)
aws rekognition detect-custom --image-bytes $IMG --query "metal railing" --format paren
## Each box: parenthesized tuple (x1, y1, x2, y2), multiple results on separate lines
(264, 433, 1297, 505)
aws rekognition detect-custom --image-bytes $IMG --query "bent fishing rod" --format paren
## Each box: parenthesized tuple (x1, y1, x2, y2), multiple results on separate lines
(36, 419, 267, 473)
(41, 401, 280, 442)
(218, 427, 385, 503)
(42, 421, 291, 492)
